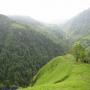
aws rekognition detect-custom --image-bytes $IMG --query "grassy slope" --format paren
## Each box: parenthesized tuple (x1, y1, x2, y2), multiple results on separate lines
(18, 54, 90, 90)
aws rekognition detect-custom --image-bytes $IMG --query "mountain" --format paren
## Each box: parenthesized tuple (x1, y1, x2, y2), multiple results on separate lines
(1, 8, 90, 89)
(62, 8, 90, 41)
(18, 8, 90, 90)
(9, 16, 67, 46)
(9, 15, 43, 28)
(19, 54, 90, 90)
(0, 14, 68, 88)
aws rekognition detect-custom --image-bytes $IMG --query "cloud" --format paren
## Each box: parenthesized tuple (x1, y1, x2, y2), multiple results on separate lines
(0, 0, 90, 23)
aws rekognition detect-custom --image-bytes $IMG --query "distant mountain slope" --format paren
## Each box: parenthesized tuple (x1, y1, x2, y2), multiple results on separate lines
(9, 15, 40, 24)
(62, 8, 90, 40)
(19, 54, 90, 90)
(0, 14, 68, 88)
(9, 15, 67, 45)
(9, 15, 44, 29)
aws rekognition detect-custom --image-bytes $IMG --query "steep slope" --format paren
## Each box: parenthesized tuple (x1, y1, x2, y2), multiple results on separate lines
(19, 54, 90, 90)
(32, 54, 74, 86)
(9, 16, 67, 46)
(62, 8, 90, 41)
(0, 14, 11, 53)
(0, 15, 68, 88)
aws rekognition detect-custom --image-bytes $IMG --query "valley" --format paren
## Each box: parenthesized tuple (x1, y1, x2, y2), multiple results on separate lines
(0, 8, 90, 90)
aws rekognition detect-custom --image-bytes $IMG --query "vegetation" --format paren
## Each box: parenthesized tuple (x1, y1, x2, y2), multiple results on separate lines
(19, 54, 90, 90)
(78, 35, 90, 63)
(0, 15, 68, 88)
(71, 43, 88, 63)
(62, 8, 90, 41)
(0, 8, 90, 90)
(18, 8, 90, 90)
(70, 35, 90, 63)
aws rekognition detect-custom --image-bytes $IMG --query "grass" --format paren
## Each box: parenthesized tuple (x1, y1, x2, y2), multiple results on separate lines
(18, 54, 90, 90)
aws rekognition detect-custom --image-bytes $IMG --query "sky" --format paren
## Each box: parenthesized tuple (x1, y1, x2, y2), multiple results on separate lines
(0, 0, 90, 23)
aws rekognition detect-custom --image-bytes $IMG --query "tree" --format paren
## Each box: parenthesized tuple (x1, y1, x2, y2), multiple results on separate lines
(72, 43, 86, 62)
(85, 47, 90, 63)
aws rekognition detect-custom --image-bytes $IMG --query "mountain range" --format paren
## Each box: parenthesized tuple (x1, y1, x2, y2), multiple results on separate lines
(0, 14, 68, 88)
(0, 8, 90, 90)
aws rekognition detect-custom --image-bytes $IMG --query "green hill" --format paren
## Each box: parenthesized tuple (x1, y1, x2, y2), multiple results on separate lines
(0, 14, 68, 88)
(19, 54, 90, 90)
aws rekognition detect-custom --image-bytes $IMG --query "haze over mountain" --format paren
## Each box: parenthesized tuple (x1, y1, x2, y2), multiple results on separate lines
(62, 8, 90, 40)
(9, 15, 43, 27)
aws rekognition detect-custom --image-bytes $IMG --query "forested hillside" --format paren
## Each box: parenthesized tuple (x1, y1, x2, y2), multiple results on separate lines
(61, 8, 90, 62)
(62, 8, 90, 41)
(0, 14, 68, 88)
